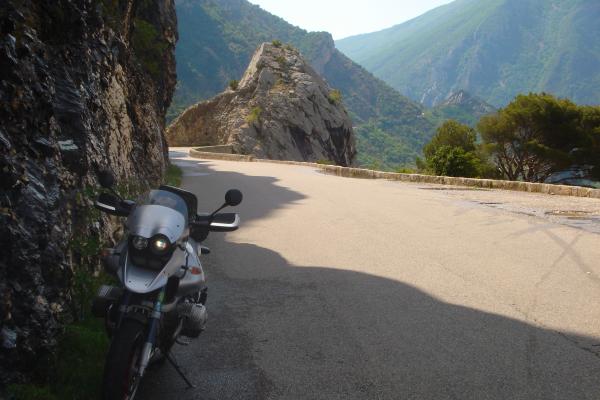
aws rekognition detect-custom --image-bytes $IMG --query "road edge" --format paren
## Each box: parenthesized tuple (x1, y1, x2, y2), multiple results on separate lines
(184, 148, 600, 199)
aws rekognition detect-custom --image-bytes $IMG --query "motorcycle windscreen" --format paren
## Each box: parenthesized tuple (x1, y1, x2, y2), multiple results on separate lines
(126, 204, 186, 243)
(127, 189, 189, 242)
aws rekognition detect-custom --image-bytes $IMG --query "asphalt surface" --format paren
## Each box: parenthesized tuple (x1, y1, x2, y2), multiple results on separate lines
(139, 149, 600, 400)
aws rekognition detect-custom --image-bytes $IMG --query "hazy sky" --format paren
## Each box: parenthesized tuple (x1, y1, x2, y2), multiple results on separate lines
(248, 0, 454, 40)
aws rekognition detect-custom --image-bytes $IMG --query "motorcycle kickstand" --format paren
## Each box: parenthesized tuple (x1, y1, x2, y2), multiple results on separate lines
(165, 351, 196, 389)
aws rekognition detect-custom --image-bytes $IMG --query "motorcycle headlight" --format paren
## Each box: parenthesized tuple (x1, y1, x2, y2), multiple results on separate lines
(151, 235, 171, 255)
(131, 236, 148, 250)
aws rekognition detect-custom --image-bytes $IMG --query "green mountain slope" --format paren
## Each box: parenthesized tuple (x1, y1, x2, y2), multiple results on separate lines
(173, 0, 435, 168)
(337, 0, 600, 107)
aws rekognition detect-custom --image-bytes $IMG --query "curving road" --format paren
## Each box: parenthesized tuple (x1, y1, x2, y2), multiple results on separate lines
(139, 148, 600, 400)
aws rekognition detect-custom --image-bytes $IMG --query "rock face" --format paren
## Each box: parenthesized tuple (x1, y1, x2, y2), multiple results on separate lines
(167, 43, 356, 166)
(0, 0, 176, 385)
(440, 90, 496, 115)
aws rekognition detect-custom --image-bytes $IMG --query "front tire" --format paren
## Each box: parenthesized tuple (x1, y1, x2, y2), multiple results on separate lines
(102, 319, 146, 400)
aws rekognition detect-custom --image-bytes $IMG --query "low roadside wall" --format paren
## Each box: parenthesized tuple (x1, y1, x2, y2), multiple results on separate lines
(188, 148, 600, 199)
(191, 145, 234, 154)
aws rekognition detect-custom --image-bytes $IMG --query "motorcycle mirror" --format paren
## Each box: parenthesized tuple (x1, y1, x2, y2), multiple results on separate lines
(225, 189, 243, 207)
(98, 170, 116, 189)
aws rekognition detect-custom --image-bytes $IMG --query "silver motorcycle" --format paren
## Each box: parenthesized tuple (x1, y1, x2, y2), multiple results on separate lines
(92, 171, 242, 399)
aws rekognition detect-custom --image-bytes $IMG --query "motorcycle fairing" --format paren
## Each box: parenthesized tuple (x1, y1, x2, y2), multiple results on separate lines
(118, 245, 187, 294)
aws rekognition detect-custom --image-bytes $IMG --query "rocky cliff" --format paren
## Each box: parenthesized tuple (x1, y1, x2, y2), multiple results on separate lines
(168, 43, 356, 166)
(427, 90, 497, 127)
(0, 0, 176, 385)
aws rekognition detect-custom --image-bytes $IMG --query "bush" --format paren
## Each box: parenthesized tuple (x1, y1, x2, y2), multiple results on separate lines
(396, 166, 417, 174)
(275, 55, 287, 67)
(328, 89, 343, 105)
(429, 146, 481, 177)
(246, 106, 263, 124)
(423, 120, 476, 160)
(420, 119, 496, 178)
(271, 39, 282, 47)
(228, 79, 239, 90)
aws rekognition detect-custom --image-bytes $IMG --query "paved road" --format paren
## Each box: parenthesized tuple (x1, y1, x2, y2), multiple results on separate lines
(140, 149, 600, 399)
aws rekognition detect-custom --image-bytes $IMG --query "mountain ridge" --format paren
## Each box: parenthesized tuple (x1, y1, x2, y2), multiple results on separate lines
(337, 0, 600, 107)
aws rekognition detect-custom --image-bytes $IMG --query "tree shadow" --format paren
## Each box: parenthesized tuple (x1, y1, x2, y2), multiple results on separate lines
(138, 154, 600, 400)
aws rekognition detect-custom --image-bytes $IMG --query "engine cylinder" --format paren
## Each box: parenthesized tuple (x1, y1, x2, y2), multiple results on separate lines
(177, 302, 207, 338)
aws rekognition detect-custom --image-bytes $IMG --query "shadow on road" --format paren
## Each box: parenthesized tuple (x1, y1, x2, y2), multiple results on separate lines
(138, 154, 600, 400)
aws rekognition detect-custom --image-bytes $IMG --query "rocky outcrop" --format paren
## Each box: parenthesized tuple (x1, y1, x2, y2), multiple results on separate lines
(167, 43, 356, 166)
(440, 90, 496, 115)
(0, 0, 177, 385)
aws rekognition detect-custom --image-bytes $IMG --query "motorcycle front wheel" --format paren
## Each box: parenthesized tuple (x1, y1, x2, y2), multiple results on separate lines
(102, 319, 146, 400)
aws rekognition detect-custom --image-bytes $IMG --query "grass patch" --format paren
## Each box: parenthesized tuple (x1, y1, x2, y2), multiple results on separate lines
(8, 273, 112, 400)
(165, 163, 183, 187)
(327, 89, 342, 105)
(228, 79, 239, 90)
(396, 166, 417, 174)
(246, 106, 263, 125)
(275, 55, 287, 69)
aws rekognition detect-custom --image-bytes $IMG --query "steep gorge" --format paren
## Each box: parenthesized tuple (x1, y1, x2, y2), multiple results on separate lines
(0, 0, 177, 385)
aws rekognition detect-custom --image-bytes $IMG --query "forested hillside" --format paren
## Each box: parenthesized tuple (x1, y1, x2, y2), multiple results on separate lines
(337, 0, 600, 108)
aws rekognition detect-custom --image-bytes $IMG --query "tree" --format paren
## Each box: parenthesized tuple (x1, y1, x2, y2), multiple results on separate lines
(423, 120, 477, 159)
(577, 105, 600, 180)
(429, 146, 481, 177)
(478, 93, 585, 182)
(421, 120, 485, 178)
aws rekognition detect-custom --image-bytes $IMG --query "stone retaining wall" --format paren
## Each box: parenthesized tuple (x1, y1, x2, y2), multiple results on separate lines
(188, 148, 600, 199)
(192, 145, 234, 154)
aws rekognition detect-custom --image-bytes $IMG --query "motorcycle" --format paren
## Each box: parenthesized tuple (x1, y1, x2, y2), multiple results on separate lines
(91, 170, 243, 399)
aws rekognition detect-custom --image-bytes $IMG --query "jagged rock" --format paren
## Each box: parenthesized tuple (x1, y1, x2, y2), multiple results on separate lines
(0, 0, 177, 386)
(167, 43, 356, 166)
(440, 90, 496, 115)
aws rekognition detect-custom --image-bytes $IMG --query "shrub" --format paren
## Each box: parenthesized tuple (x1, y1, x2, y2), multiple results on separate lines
(328, 89, 343, 104)
(396, 166, 417, 174)
(271, 39, 282, 47)
(275, 55, 287, 67)
(246, 106, 263, 124)
(423, 120, 476, 160)
(429, 146, 481, 177)
(228, 79, 239, 90)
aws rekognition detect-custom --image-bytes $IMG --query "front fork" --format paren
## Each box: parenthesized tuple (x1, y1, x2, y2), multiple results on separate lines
(133, 287, 166, 378)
